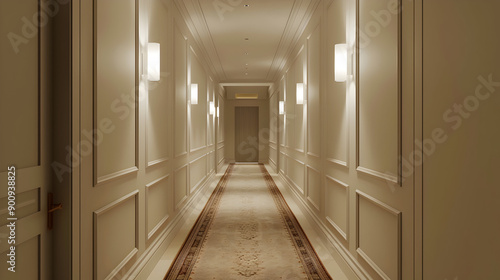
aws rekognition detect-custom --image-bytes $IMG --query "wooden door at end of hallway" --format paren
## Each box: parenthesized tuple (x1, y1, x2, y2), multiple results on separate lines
(235, 107, 259, 162)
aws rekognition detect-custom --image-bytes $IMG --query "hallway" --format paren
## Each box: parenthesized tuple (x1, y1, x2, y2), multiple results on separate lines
(1, 0, 500, 279)
(159, 164, 333, 279)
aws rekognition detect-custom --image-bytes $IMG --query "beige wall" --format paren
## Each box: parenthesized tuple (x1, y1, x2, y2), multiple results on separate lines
(422, 1, 500, 278)
(271, 0, 416, 279)
(72, 0, 225, 278)
(225, 99, 269, 163)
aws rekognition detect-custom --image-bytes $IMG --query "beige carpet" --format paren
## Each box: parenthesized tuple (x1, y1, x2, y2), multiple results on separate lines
(165, 164, 331, 280)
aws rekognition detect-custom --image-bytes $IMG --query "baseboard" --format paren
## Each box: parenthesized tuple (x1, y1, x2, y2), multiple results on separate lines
(276, 171, 371, 280)
(126, 170, 219, 279)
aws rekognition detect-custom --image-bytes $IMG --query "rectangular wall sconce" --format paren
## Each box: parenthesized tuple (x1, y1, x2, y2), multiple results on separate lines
(216, 107, 219, 118)
(209, 101, 215, 115)
(296, 83, 304, 104)
(191, 84, 198, 105)
(335, 43, 347, 82)
(147, 43, 160, 81)
(279, 101, 285, 115)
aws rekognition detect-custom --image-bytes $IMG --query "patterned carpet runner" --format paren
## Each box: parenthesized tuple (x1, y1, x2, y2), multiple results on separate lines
(164, 164, 332, 280)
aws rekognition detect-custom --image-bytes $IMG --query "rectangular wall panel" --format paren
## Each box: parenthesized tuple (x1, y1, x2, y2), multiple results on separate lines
(357, 0, 401, 179)
(306, 166, 321, 211)
(357, 191, 401, 280)
(190, 51, 208, 152)
(95, 0, 137, 181)
(174, 26, 188, 157)
(326, 0, 348, 164)
(294, 49, 305, 152)
(307, 25, 321, 157)
(288, 157, 305, 193)
(147, 0, 170, 166)
(189, 155, 207, 192)
(146, 175, 170, 239)
(0, 0, 40, 169)
(174, 165, 187, 209)
(325, 176, 348, 240)
(94, 192, 138, 280)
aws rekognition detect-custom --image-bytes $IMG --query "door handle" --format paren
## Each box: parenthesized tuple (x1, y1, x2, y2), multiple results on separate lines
(47, 193, 63, 230)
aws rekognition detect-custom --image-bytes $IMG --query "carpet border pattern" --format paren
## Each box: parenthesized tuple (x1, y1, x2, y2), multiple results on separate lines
(164, 163, 332, 279)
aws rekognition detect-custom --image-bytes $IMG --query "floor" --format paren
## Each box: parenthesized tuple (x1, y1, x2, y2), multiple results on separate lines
(146, 164, 350, 280)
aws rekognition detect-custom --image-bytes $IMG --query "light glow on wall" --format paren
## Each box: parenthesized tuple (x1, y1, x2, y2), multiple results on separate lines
(296, 83, 304, 105)
(210, 101, 215, 115)
(279, 101, 285, 115)
(335, 43, 347, 82)
(191, 84, 198, 105)
(147, 43, 160, 81)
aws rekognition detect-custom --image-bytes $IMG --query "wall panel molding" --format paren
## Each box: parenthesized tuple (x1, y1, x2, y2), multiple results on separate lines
(174, 164, 188, 210)
(355, 0, 403, 186)
(356, 190, 402, 280)
(145, 174, 170, 241)
(92, 0, 139, 186)
(325, 175, 349, 241)
(306, 165, 321, 211)
(93, 190, 139, 280)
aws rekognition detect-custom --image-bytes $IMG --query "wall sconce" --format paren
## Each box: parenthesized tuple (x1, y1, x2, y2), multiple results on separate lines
(296, 83, 304, 105)
(279, 101, 285, 115)
(147, 43, 160, 81)
(191, 84, 198, 105)
(216, 107, 219, 118)
(335, 43, 347, 82)
(209, 101, 215, 115)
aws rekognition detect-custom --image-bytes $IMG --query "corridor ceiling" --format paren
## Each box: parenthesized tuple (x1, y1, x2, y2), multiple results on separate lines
(174, 0, 320, 83)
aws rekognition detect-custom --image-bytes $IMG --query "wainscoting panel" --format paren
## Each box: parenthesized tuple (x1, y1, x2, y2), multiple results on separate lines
(146, 175, 170, 240)
(190, 49, 208, 152)
(174, 24, 188, 158)
(307, 24, 321, 157)
(325, 176, 348, 240)
(189, 154, 207, 192)
(356, 191, 401, 280)
(147, 0, 170, 167)
(306, 166, 321, 211)
(288, 157, 305, 193)
(93, 191, 139, 280)
(94, 0, 138, 182)
(174, 165, 188, 210)
(356, 0, 401, 180)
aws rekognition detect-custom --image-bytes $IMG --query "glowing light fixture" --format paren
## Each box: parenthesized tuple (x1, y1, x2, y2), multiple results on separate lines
(296, 83, 304, 105)
(147, 43, 160, 81)
(335, 43, 347, 82)
(279, 101, 285, 115)
(191, 84, 198, 105)
(210, 101, 215, 115)
(216, 107, 219, 118)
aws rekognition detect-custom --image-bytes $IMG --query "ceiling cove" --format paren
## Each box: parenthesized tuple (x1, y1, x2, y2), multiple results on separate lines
(174, 0, 320, 83)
